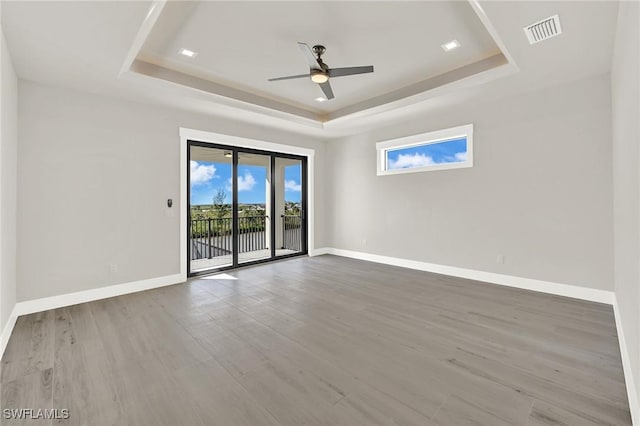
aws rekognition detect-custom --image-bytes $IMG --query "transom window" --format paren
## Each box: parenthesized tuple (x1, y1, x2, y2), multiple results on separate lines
(376, 124, 473, 175)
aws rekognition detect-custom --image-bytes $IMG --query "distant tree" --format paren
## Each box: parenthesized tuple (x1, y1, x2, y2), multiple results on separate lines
(191, 210, 205, 220)
(284, 201, 301, 216)
(213, 188, 230, 219)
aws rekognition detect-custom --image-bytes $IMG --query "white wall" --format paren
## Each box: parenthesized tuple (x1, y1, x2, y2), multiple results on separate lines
(17, 80, 326, 302)
(326, 74, 613, 291)
(0, 14, 18, 339)
(612, 0, 640, 417)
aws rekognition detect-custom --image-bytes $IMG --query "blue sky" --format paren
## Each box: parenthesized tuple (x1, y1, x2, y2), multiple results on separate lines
(387, 137, 467, 170)
(190, 161, 301, 205)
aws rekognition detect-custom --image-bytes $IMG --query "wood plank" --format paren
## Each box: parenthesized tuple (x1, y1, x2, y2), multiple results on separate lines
(526, 399, 606, 426)
(52, 340, 125, 425)
(1, 311, 55, 384)
(1, 368, 53, 426)
(432, 394, 526, 426)
(0, 255, 631, 425)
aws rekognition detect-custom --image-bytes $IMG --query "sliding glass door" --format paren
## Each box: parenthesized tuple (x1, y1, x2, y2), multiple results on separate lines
(275, 157, 304, 257)
(237, 152, 271, 265)
(189, 146, 234, 272)
(188, 141, 307, 276)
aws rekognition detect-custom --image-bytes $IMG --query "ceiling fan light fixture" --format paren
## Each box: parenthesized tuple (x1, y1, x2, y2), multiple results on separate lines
(310, 70, 329, 84)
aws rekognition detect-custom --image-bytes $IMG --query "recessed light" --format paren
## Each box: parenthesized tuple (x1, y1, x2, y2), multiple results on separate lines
(441, 40, 461, 52)
(315, 97, 327, 102)
(179, 48, 198, 58)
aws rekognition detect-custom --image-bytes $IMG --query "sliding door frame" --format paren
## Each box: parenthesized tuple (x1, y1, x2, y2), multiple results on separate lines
(187, 139, 308, 277)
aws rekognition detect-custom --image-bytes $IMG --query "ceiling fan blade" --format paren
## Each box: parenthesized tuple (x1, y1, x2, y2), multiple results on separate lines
(319, 81, 334, 100)
(268, 73, 310, 82)
(328, 66, 374, 78)
(298, 42, 321, 70)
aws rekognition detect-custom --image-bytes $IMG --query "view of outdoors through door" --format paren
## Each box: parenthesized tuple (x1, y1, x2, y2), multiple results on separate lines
(237, 152, 271, 265)
(188, 142, 306, 275)
(276, 157, 304, 256)
(189, 146, 234, 272)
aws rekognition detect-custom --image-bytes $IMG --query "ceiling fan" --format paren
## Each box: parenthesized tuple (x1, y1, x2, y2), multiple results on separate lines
(268, 42, 374, 100)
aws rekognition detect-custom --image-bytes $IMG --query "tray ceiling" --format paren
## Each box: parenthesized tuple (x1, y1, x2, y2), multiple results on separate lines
(127, 1, 513, 124)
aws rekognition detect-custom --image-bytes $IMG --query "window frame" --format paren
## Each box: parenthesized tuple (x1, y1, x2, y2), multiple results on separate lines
(376, 124, 474, 176)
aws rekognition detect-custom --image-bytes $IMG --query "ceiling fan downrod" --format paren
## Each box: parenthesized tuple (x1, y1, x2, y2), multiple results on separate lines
(312, 45, 326, 60)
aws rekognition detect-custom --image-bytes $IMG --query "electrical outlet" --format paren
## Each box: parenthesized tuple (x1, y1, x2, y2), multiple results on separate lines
(109, 263, 118, 273)
(496, 255, 505, 265)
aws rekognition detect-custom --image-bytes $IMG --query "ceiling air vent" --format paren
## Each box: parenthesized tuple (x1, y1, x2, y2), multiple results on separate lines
(524, 15, 562, 44)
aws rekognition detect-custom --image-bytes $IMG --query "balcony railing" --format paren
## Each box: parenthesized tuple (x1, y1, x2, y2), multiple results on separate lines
(190, 215, 302, 261)
(281, 215, 302, 251)
(190, 216, 265, 260)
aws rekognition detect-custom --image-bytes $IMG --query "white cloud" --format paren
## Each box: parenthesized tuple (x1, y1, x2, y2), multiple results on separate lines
(454, 151, 467, 162)
(227, 172, 257, 192)
(190, 160, 217, 185)
(285, 180, 301, 192)
(388, 153, 434, 170)
(238, 173, 256, 191)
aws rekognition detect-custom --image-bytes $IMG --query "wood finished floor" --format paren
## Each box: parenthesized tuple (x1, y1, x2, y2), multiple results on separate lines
(0, 255, 631, 425)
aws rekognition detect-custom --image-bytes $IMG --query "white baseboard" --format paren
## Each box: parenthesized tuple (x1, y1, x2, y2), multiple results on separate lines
(321, 248, 640, 422)
(614, 297, 640, 426)
(3, 250, 633, 423)
(1, 273, 186, 359)
(0, 305, 19, 359)
(309, 247, 330, 256)
(323, 248, 614, 304)
(14, 273, 185, 316)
